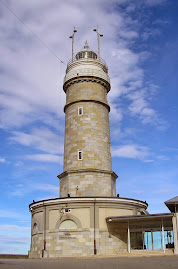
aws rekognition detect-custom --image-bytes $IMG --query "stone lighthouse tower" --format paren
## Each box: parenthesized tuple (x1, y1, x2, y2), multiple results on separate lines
(58, 41, 118, 198)
(29, 36, 148, 258)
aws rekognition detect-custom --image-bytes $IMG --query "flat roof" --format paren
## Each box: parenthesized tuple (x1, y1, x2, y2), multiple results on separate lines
(106, 213, 173, 223)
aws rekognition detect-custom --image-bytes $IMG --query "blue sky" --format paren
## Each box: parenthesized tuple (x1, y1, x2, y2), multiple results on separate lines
(0, 0, 177, 254)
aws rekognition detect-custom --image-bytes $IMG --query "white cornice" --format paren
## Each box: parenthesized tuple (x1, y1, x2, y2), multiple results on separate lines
(29, 197, 148, 210)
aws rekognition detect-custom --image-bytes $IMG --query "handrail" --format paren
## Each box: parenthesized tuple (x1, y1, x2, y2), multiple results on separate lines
(66, 56, 108, 70)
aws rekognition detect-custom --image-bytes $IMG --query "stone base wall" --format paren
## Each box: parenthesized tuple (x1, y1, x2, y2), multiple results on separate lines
(98, 229, 127, 255)
(29, 233, 44, 258)
(59, 170, 116, 197)
(29, 228, 128, 258)
(46, 229, 93, 257)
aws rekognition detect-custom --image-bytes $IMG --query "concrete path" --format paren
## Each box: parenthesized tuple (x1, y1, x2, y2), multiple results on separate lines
(0, 256, 178, 269)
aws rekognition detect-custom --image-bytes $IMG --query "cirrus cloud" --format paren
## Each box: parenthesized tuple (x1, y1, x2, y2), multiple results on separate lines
(112, 144, 150, 160)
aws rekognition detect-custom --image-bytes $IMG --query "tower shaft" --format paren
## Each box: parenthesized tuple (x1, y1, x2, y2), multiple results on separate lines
(58, 43, 118, 197)
(64, 80, 111, 171)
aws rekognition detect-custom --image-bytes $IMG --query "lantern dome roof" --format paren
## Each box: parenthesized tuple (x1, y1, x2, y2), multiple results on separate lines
(75, 41, 97, 60)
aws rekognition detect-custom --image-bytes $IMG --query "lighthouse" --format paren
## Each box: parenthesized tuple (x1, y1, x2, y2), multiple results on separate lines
(58, 40, 118, 198)
(29, 34, 148, 258)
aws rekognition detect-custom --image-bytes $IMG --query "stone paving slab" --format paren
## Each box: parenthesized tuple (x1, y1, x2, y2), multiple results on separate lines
(0, 256, 178, 269)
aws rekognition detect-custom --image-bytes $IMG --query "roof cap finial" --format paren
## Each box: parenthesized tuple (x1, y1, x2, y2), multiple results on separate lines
(84, 40, 89, 49)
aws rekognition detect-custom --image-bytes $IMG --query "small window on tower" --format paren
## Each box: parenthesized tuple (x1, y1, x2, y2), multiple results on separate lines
(78, 106, 83, 116)
(78, 149, 83, 160)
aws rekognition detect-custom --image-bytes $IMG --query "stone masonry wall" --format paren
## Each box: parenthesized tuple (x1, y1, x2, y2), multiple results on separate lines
(60, 170, 115, 197)
(63, 81, 112, 172)
(29, 228, 128, 258)
(98, 229, 128, 254)
(65, 80, 108, 105)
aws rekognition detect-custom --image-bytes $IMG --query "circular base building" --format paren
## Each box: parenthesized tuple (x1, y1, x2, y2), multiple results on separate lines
(29, 197, 147, 258)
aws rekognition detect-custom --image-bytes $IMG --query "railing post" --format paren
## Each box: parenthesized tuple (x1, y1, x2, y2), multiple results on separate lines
(162, 219, 165, 253)
(128, 221, 131, 253)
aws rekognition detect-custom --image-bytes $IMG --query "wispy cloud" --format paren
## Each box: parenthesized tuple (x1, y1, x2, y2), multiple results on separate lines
(126, 89, 167, 129)
(156, 155, 169, 161)
(25, 154, 62, 164)
(33, 184, 59, 196)
(152, 18, 170, 25)
(132, 190, 145, 194)
(153, 188, 173, 194)
(0, 209, 27, 220)
(145, 0, 167, 6)
(14, 161, 24, 167)
(112, 144, 150, 160)
(0, 157, 6, 163)
(0, 225, 30, 232)
(0, 234, 30, 245)
(162, 147, 178, 152)
(10, 127, 64, 154)
(0, 228, 30, 254)
(141, 28, 161, 41)
(10, 183, 59, 197)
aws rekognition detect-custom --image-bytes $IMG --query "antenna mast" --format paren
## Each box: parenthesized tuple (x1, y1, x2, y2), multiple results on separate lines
(93, 26, 103, 58)
(69, 27, 77, 62)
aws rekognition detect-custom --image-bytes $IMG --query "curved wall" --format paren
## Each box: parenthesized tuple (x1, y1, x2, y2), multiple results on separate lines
(29, 198, 148, 258)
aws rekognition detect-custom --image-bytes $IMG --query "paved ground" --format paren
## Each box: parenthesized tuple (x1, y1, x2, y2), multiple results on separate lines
(0, 256, 178, 269)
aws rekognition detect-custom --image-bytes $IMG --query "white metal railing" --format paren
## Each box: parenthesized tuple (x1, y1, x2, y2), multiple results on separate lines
(66, 56, 108, 71)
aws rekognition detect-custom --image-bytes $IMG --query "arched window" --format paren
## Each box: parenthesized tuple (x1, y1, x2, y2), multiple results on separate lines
(59, 220, 77, 230)
(33, 223, 39, 233)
